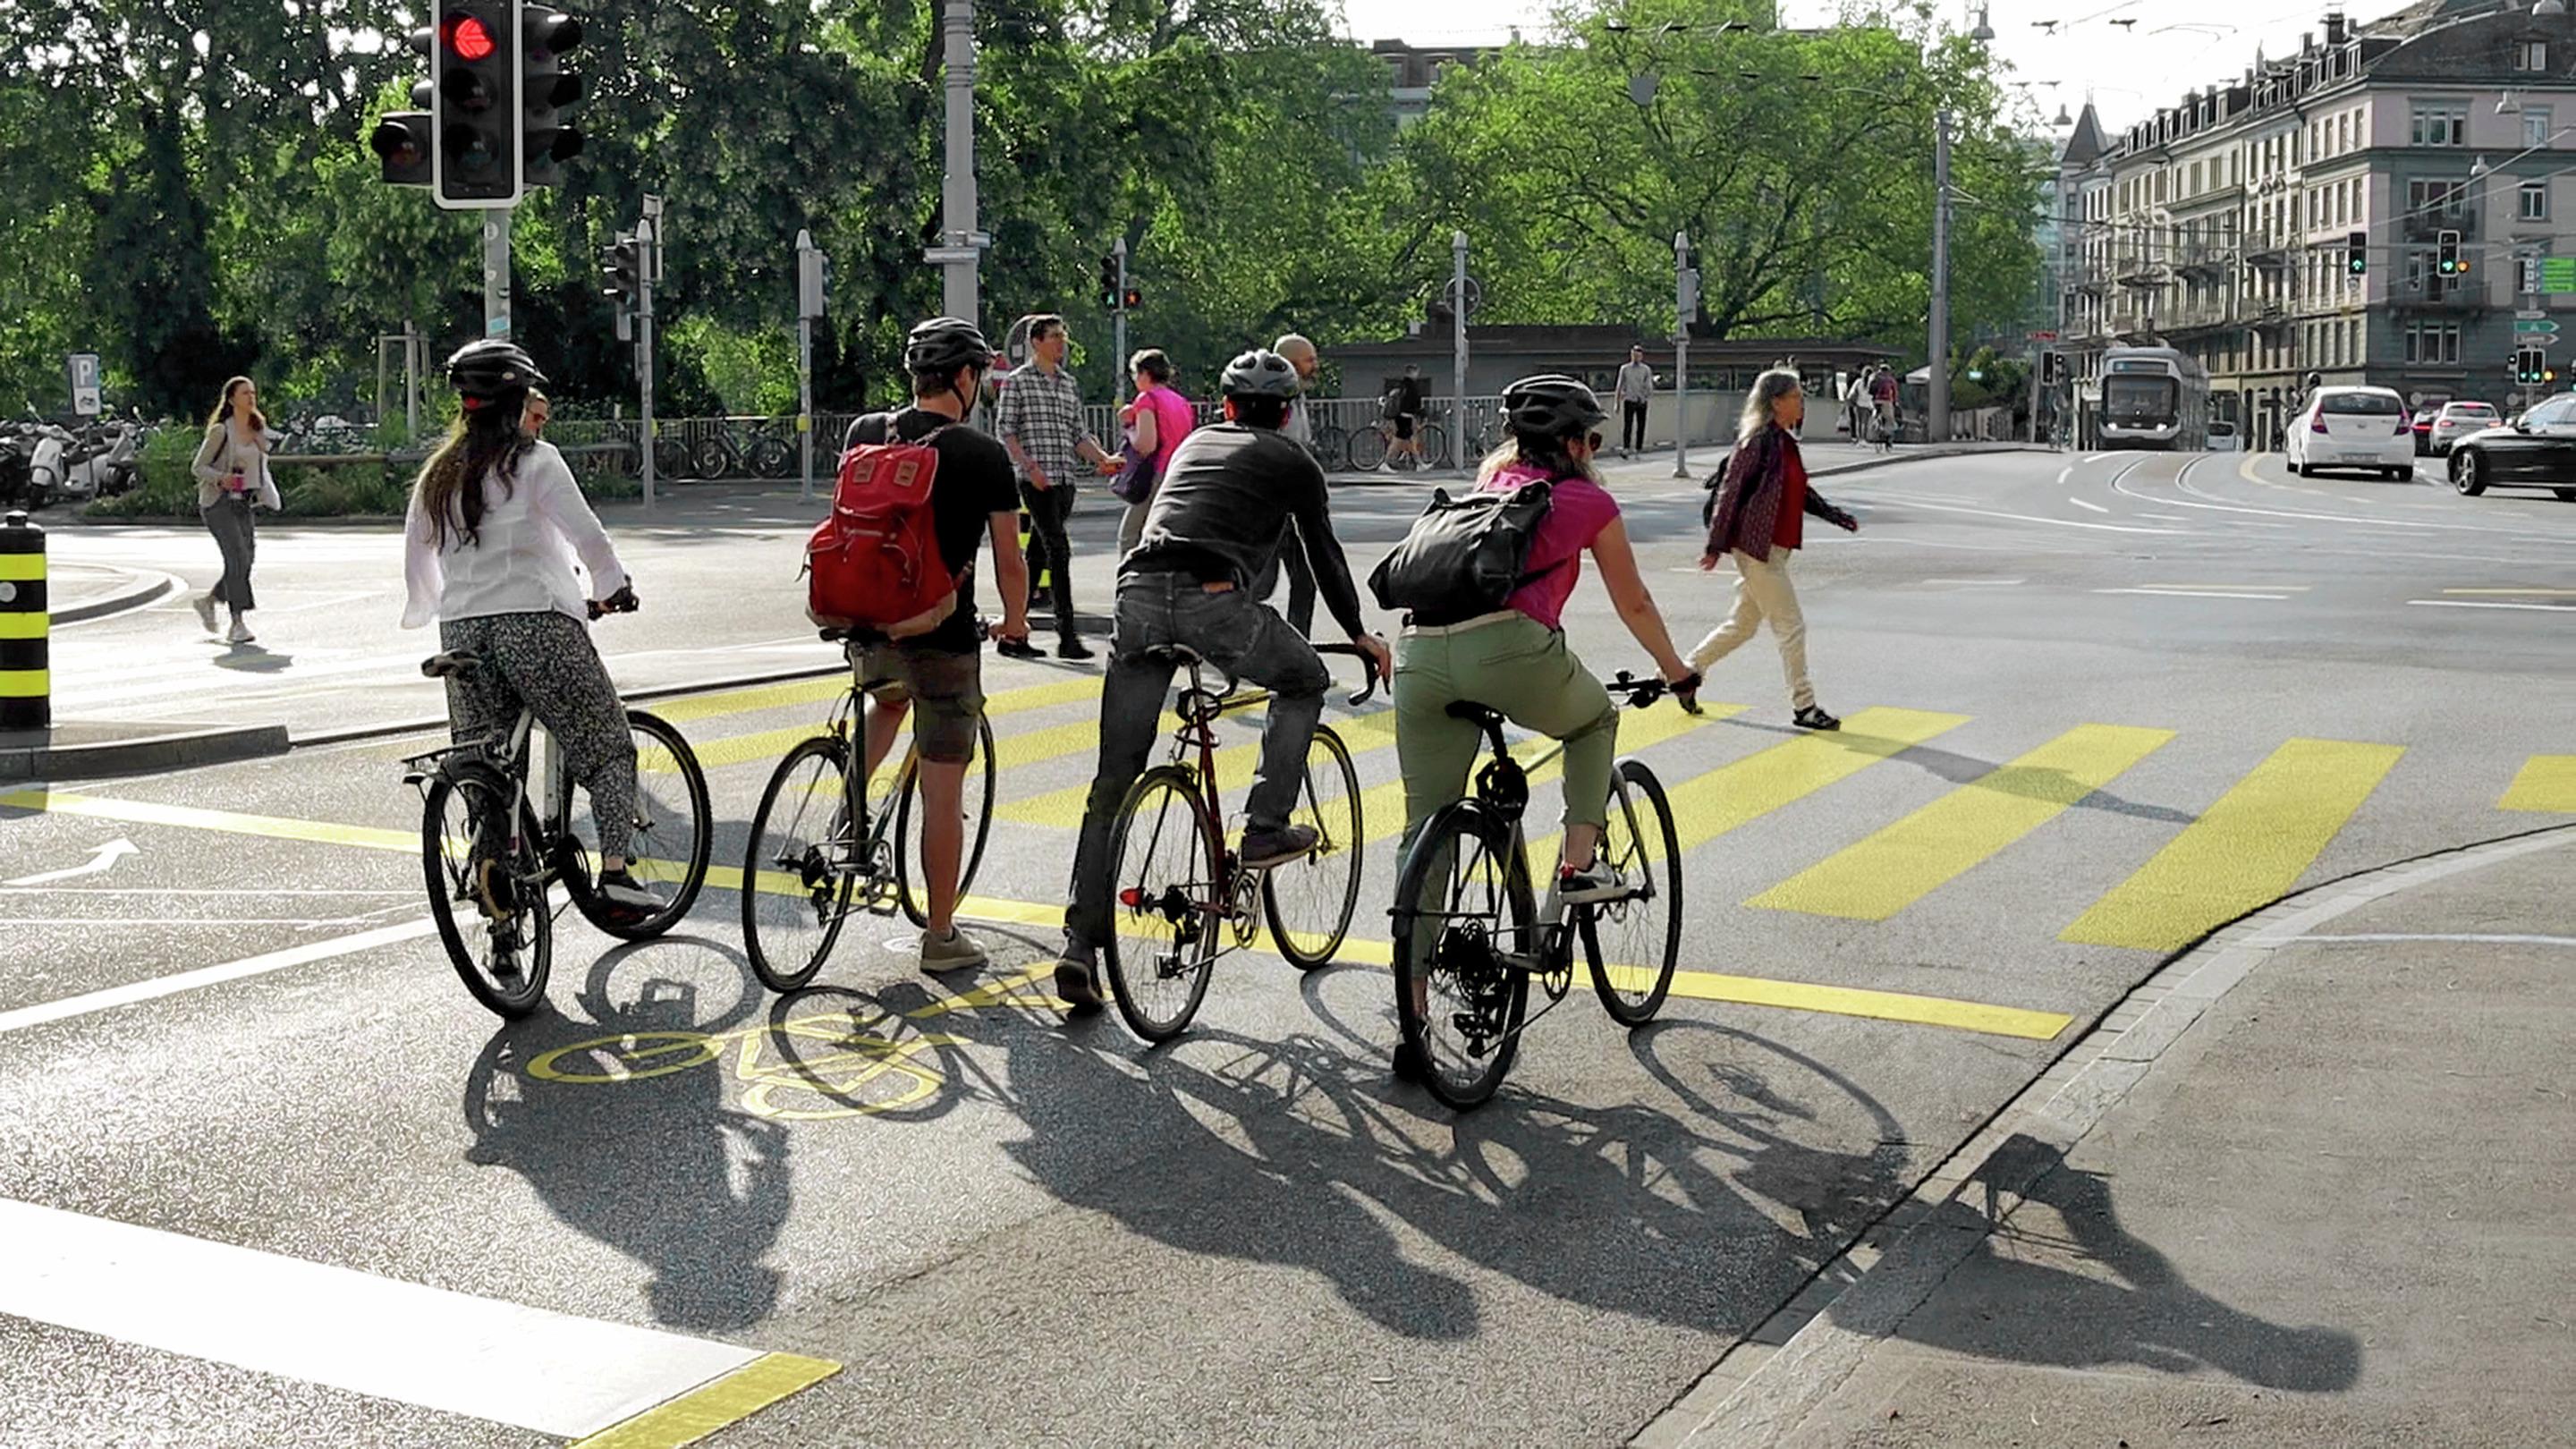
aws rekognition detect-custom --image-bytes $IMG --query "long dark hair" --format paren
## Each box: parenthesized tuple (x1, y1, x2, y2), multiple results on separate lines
(411, 393, 532, 549)
(1479, 430, 1597, 486)
(208, 377, 265, 435)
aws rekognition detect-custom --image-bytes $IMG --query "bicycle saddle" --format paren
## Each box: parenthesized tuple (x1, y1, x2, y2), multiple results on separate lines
(1445, 699, 1504, 729)
(1138, 643, 1208, 665)
(421, 650, 483, 679)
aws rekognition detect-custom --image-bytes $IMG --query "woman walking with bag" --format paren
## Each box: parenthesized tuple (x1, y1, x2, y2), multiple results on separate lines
(1690, 368, 1858, 731)
(1114, 349, 1195, 556)
(190, 376, 282, 643)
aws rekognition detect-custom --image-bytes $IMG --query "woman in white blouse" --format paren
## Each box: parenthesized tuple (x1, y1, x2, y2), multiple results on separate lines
(189, 377, 283, 643)
(402, 340, 656, 916)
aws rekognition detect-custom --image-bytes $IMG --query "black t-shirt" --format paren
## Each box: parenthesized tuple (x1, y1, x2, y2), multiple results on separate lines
(844, 406, 1019, 653)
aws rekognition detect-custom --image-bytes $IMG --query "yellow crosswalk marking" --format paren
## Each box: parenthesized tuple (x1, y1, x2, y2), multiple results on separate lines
(999, 710, 1402, 829)
(2500, 755, 2576, 813)
(2061, 737, 2403, 953)
(1750, 723, 2175, 920)
(1513, 703, 1746, 864)
(682, 674, 1112, 772)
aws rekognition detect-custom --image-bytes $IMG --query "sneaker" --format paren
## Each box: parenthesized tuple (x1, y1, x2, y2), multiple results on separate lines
(1053, 943, 1105, 1012)
(1792, 705, 1841, 732)
(1238, 823, 1318, 869)
(919, 926, 988, 975)
(1392, 1037, 1431, 1084)
(995, 637, 1044, 661)
(226, 616, 255, 645)
(191, 593, 218, 633)
(594, 867, 659, 915)
(1055, 635, 1095, 661)
(1542, 862, 1624, 922)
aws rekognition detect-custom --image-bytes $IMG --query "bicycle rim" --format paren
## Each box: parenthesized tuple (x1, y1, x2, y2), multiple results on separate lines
(896, 714, 996, 929)
(1347, 427, 1386, 470)
(1586, 759, 1682, 1026)
(421, 779, 553, 1019)
(741, 737, 857, 993)
(1103, 767, 1222, 1043)
(1262, 725, 1362, 968)
(567, 711, 712, 939)
(1393, 803, 1531, 1109)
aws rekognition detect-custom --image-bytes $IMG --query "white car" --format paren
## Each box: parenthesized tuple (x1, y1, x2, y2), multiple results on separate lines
(2285, 386, 2415, 479)
(2205, 419, 2243, 452)
(2427, 400, 2500, 454)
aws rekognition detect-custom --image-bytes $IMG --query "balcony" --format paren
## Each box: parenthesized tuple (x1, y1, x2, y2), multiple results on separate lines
(2241, 233, 2289, 267)
(2402, 211, 2476, 242)
(2173, 245, 2232, 276)
(2116, 260, 2170, 288)
(2392, 277, 2491, 311)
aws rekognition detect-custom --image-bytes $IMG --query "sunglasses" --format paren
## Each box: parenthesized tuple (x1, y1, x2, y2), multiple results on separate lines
(1586, 431, 1605, 450)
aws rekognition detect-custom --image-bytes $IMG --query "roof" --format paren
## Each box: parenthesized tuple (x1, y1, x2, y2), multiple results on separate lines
(2059, 101, 2109, 167)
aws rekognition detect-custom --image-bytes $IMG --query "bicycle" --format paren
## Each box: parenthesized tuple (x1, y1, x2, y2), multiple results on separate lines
(742, 418, 798, 479)
(403, 595, 715, 1019)
(739, 626, 999, 993)
(1390, 672, 1686, 1110)
(1102, 642, 1380, 1043)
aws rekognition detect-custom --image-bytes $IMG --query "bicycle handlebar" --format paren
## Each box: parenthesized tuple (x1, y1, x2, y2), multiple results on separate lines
(1606, 668, 1703, 716)
(587, 585, 640, 621)
(1312, 641, 1384, 708)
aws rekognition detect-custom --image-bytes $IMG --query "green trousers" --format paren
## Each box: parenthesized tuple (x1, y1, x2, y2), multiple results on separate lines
(1394, 612, 1619, 859)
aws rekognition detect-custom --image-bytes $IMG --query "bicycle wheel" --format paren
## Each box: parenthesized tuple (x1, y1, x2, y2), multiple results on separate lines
(1102, 766, 1224, 1043)
(1418, 421, 1449, 469)
(1583, 758, 1682, 1026)
(1312, 425, 1349, 473)
(747, 434, 795, 479)
(1262, 724, 1362, 969)
(562, 710, 712, 940)
(895, 713, 996, 928)
(690, 436, 739, 480)
(1392, 800, 1533, 1110)
(1346, 426, 1386, 471)
(741, 735, 859, 993)
(421, 775, 553, 1019)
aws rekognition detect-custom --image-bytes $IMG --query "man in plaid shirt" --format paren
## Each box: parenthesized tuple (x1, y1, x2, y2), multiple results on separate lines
(993, 314, 1119, 660)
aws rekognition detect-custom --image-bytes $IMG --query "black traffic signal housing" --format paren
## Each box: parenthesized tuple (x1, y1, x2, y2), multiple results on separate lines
(2515, 346, 2545, 385)
(2436, 229, 2462, 276)
(1121, 284, 1143, 311)
(1098, 253, 1120, 312)
(435, 1, 519, 208)
(2041, 351, 2065, 387)
(600, 231, 642, 310)
(520, 7, 583, 188)
(369, 26, 438, 186)
(2346, 230, 2367, 276)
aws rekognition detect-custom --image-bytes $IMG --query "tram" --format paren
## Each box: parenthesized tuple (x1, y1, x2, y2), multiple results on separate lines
(2097, 345, 2210, 451)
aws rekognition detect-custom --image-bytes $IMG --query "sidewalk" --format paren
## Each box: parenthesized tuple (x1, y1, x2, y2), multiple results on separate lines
(1326, 439, 2046, 491)
(1657, 826, 2576, 1448)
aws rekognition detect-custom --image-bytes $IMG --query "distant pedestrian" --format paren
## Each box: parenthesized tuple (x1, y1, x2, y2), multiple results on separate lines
(1840, 369, 1868, 440)
(1116, 349, 1195, 556)
(520, 388, 550, 438)
(993, 314, 1120, 661)
(1256, 333, 1322, 635)
(1689, 368, 1858, 732)
(1383, 362, 1428, 470)
(1868, 365, 1899, 451)
(189, 376, 282, 644)
(1614, 344, 1654, 454)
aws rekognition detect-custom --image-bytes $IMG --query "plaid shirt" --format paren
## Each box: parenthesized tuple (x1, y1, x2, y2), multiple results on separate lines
(992, 360, 1099, 486)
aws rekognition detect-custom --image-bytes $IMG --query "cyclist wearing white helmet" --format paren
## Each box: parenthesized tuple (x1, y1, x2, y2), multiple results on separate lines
(401, 340, 657, 915)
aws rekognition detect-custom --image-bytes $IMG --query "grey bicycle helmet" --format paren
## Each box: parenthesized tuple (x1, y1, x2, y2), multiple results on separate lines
(1218, 348, 1301, 401)
(1500, 373, 1607, 440)
(445, 339, 548, 401)
(903, 316, 996, 375)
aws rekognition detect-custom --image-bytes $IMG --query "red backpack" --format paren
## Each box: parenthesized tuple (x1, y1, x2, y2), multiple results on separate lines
(804, 418, 962, 638)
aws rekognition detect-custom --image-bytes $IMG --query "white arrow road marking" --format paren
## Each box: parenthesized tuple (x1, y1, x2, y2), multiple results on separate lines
(6, 838, 138, 887)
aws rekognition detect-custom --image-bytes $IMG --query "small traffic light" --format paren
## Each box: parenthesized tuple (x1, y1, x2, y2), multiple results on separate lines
(2042, 352, 2065, 386)
(519, 7, 583, 188)
(369, 26, 437, 186)
(2436, 229, 2462, 276)
(599, 231, 641, 309)
(2346, 230, 2367, 276)
(1121, 284, 1143, 311)
(1098, 253, 1120, 312)
(435, 2, 519, 208)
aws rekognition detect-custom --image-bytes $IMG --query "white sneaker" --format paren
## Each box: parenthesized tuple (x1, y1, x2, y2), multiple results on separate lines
(191, 594, 218, 633)
(919, 927, 987, 975)
(226, 617, 255, 644)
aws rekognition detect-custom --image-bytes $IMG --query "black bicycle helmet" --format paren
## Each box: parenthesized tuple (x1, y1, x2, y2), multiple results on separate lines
(1500, 373, 1607, 440)
(903, 316, 996, 375)
(1218, 348, 1300, 401)
(446, 339, 547, 401)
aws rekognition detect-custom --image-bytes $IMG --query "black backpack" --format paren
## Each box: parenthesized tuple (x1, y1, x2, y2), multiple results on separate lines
(1367, 479, 1563, 626)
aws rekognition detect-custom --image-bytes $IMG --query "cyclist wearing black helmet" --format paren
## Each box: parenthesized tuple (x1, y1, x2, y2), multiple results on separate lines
(1055, 347, 1394, 1008)
(839, 316, 1031, 974)
(401, 340, 657, 916)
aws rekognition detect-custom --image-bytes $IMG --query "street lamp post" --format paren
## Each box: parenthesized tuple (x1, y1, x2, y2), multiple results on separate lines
(1673, 230, 1694, 479)
(1929, 108, 1954, 445)
(1452, 230, 1470, 473)
(932, 0, 984, 320)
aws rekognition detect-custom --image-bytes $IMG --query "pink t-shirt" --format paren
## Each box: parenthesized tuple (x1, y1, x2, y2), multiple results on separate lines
(1484, 463, 1620, 631)
(1136, 385, 1196, 479)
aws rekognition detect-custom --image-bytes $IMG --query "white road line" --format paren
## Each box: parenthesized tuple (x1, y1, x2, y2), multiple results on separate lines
(2084, 452, 2115, 462)
(2054, 466, 2074, 485)
(0, 919, 436, 1038)
(2136, 513, 2189, 521)
(2097, 588, 2290, 600)
(2297, 932, 2576, 946)
(1921, 577, 2025, 586)
(1877, 496, 2188, 535)
(2408, 598, 2576, 612)
(2068, 497, 2111, 514)
(0, 1197, 762, 1438)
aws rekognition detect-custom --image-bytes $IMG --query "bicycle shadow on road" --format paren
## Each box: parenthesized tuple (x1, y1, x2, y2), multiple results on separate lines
(459, 935, 792, 1334)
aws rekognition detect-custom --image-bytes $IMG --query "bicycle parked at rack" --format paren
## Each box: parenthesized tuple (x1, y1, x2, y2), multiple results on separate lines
(1391, 672, 1685, 1110)
(740, 626, 999, 992)
(1103, 643, 1380, 1042)
(403, 595, 715, 1019)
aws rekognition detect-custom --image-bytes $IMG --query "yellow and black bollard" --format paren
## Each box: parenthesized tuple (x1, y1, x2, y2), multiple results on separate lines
(1016, 506, 1052, 594)
(0, 511, 47, 731)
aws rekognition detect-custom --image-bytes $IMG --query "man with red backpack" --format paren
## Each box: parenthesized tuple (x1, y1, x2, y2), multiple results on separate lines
(822, 316, 1031, 973)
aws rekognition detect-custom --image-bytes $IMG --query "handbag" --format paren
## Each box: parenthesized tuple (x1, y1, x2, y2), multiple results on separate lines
(1107, 442, 1154, 504)
(1366, 479, 1562, 625)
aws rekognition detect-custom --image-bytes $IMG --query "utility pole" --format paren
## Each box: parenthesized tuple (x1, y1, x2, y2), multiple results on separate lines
(638, 196, 662, 511)
(1452, 230, 1470, 472)
(1928, 109, 1954, 445)
(1673, 231, 1695, 479)
(930, 0, 986, 319)
(796, 229, 825, 503)
(1113, 237, 1130, 402)
(482, 209, 513, 340)
(403, 318, 419, 441)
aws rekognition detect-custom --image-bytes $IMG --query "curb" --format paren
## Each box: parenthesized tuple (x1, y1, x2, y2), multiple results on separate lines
(0, 722, 292, 783)
(1647, 821, 2576, 1449)
(54, 568, 184, 625)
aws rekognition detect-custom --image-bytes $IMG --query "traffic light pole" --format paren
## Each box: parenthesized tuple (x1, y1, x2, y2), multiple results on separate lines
(936, 0, 982, 320)
(1451, 230, 1470, 473)
(1114, 237, 1130, 403)
(482, 209, 513, 340)
(1928, 109, 1953, 447)
(1673, 231, 1692, 480)
(637, 214, 657, 512)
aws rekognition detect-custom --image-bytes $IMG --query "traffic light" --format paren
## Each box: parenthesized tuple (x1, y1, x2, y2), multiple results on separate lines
(2346, 230, 2367, 276)
(2041, 351, 2066, 386)
(1098, 253, 1120, 312)
(1122, 284, 1143, 311)
(2436, 229, 2462, 276)
(434, 2, 519, 208)
(369, 26, 438, 186)
(519, 7, 584, 189)
(599, 232, 642, 310)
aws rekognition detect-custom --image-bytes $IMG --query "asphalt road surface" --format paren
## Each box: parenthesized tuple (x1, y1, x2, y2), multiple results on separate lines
(4, 446, 2571, 1447)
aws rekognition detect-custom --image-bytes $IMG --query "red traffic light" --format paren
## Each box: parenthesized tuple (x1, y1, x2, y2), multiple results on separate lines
(443, 13, 497, 60)
(1122, 286, 1142, 309)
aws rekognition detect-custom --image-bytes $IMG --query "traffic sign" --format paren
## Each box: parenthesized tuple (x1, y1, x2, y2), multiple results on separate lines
(66, 353, 99, 416)
(2516, 308, 2547, 320)
(2027, 329, 2059, 342)
(2513, 318, 2560, 335)
(2542, 256, 2576, 293)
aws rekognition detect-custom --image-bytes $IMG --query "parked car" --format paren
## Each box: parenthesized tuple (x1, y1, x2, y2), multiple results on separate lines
(2408, 404, 2442, 456)
(2426, 400, 2500, 455)
(2205, 419, 2242, 452)
(2285, 386, 2415, 479)
(2445, 393, 2576, 499)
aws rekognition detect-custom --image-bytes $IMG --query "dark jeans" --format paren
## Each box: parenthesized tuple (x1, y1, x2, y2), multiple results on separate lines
(201, 495, 257, 614)
(1249, 521, 1317, 637)
(1064, 572, 1331, 949)
(1621, 400, 1648, 451)
(1019, 481, 1078, 639)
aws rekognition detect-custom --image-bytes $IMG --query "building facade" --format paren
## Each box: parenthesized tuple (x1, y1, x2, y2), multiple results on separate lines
(2057, 0, 2576, 445)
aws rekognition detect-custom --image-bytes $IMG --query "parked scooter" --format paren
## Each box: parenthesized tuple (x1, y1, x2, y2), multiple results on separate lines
(60, 418, 140, 499)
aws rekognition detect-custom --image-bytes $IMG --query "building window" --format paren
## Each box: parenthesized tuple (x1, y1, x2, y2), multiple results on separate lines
(2404, 322, 2462, 365)
(2411, 104, 2468, 146)
(2518, 41, 2547, 72)
(2409, 178, 2468, 218)
(2522, 182, 2550, 220)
